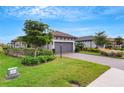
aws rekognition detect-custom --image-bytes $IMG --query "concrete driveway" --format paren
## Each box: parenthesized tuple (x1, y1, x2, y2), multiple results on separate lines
(64, 53, 124, 70)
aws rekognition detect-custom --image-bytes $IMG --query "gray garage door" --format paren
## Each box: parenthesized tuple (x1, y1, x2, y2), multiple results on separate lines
(55, 42, 73, 54)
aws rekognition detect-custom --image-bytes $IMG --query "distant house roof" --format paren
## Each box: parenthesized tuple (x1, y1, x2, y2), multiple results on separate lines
(107, 38, 115, 42)
(76, 36, 94, 41)
(52, 31, 77, 38)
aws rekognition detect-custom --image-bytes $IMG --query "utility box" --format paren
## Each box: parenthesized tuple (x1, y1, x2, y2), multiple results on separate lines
(6, 67, 20, 80)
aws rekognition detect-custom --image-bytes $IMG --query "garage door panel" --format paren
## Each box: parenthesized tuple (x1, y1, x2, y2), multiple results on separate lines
(55, 42, 73, 54)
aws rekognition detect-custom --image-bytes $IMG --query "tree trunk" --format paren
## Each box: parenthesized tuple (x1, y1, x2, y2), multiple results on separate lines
(34, 47, 38, 57)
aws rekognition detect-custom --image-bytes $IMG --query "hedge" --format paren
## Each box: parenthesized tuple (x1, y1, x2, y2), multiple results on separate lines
(5, 48, 54, 57)
(82, 48, 100, 53)
(21, 55, 56, 66)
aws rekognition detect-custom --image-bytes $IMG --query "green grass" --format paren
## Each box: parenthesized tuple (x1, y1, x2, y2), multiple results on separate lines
(0, 54, 109, 87)
(79, 51, 101, 56)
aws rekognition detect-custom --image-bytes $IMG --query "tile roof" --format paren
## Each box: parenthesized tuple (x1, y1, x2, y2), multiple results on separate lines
(76, 36, 94, 41)
(52, 31, 77, 38)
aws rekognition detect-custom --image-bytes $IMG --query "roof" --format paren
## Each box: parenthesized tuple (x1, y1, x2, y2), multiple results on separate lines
(76, 36, 94, 41)
(107, 38, 115, 42)
(52, 31, 77, 38)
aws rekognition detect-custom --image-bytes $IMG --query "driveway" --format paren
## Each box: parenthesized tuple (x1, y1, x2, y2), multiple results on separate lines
(64, 53, 124, 70)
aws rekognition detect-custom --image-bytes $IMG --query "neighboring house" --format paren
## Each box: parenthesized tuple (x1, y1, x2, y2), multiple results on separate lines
(108, 38, 124, 48)
(9, 39, 27, 48)
(76, 36, 96, 48)
(10, 31, 77, 54)
(76, 36, 124, 48)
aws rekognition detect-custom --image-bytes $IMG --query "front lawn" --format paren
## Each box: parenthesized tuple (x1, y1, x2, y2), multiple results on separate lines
(79, 51, 101, 56)
(0, 55, 109, 87)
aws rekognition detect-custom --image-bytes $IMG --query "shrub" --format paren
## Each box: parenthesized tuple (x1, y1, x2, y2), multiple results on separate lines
(75, 47, 80, 52)
(87, 48, 100, 53)
(100, 49, 123, 57)
(37, 49, 53, 56)
(46, 55, 56, 61)
(82, 48, 100, 53)
(52, 49, 55, 54)
(21, 56, 39, 66)
(37, 56, 47, 63)
(75, 42, 84, 52)
(21, 55, 56, 66)
(82, 47, 88, 51)
(0, 46, 4, 54)
(100, 51, 108, 56)
(114, 52, 123, 57)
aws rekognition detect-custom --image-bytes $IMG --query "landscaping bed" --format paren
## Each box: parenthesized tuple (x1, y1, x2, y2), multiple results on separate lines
(0, 55, 109, 87)
(79, 48, 124, 59)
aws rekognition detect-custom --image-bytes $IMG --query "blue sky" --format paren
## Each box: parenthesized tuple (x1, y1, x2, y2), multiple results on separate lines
(0, 6, 124, 43)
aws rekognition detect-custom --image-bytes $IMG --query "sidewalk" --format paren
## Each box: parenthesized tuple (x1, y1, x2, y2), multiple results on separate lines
(88, 68, 124, 87)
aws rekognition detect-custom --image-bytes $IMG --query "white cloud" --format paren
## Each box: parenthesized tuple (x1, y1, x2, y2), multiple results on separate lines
(2, 6, 124, 21)
(1, 6, 99, 21)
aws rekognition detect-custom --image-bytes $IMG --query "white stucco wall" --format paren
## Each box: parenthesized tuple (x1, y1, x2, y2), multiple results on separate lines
(44, 39, 75, 52)
(82, 41, 96, 48)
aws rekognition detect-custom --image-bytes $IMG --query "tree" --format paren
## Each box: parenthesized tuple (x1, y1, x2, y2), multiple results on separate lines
(94, 31, 108, 48)
(75, 42, 84, 52)
(115, 36, 123, 45)
(19, 19, 53, 57)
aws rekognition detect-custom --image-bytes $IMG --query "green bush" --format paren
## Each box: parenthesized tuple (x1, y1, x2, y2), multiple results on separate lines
(113, 47, 124, 51)
(37, 56, 47, 63)
(87, 48, 100, 53)
(75, 47, 80, 52)
(75, 42, 84, 52)
(37, 49, 53, 56)
(21, 55, 56, 66)
(82, 48, 100, 53)
(21, 56, 39, 66)
(0, 46, 4, 54)
(46, 55, 56, 61)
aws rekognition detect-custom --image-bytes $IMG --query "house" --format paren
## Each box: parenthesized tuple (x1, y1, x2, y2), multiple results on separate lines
(10, 31, 77, 54)
(9, 39, 27, 48)
(76, 36, 124, 48)
(45, 31, 77, 54)
(108, 38, 124, 48)
(76, 36, 96, 48)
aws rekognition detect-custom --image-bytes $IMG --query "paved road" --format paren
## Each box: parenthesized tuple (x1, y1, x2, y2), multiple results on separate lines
(64, 53, 124, 70)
